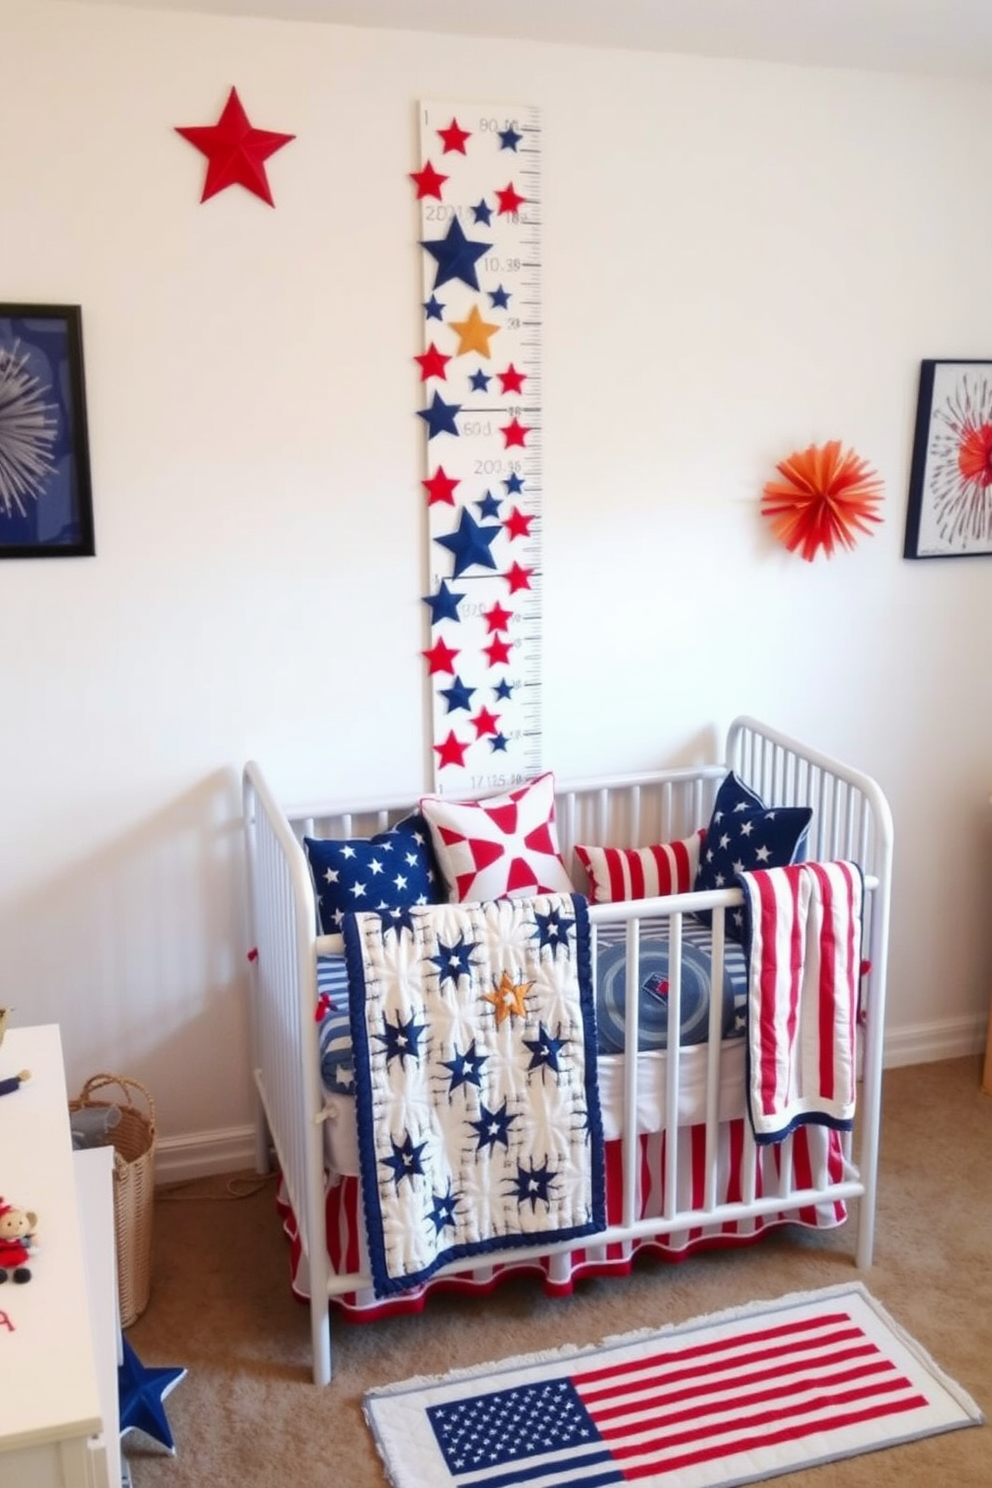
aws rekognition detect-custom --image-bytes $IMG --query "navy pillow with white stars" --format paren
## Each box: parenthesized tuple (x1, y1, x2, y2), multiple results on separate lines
(304, 814, 444, 934)
(693, 772, 812, 943)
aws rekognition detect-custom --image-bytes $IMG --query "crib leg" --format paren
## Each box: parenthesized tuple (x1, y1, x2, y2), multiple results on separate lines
(253, 1086, 272, 1176)
(312, 1294, 332, 1386)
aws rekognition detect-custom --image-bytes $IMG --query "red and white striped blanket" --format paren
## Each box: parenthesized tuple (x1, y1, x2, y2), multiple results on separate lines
(738, 861, 864, 1145)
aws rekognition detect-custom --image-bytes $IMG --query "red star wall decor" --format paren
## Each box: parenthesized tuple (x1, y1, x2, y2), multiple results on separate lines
(175, 87, 295, 207)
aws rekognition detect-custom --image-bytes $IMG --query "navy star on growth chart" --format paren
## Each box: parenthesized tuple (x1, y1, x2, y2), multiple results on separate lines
(418, 390, 462, 439)
(422, 578, 465, 625)
(435, 507, 501, 577)
(420, 215, 492, 290)
(440, 674, 476, 713)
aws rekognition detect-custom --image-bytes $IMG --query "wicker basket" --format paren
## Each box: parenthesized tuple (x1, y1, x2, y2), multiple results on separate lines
(70, 1073, 157, 1328)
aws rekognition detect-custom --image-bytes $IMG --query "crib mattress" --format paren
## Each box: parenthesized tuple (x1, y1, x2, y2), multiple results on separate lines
(317, 914, 748, 1097)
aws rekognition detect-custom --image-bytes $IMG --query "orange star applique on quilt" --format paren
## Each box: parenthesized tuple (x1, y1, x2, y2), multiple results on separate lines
(485, 971, 532, 1025)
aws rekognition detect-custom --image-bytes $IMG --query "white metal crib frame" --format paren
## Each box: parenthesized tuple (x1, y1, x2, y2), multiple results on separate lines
(242, 716, 893, 1386)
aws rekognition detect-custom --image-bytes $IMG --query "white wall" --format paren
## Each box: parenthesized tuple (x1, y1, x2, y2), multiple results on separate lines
(4, 0, 991, 1173)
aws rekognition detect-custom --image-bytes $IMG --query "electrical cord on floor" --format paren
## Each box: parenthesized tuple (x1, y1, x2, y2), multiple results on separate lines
(155, 1171, 277, 1202)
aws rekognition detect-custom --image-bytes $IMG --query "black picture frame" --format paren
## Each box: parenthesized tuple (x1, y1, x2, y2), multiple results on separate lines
(904, 358, 992, 560)
(0, 303, 94, 558)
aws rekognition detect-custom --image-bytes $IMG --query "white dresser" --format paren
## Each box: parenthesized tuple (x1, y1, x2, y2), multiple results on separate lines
(0, 1024, 120, 1488)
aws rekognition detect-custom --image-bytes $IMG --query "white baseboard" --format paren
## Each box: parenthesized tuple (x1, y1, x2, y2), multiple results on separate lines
(154, 1123, 259, 1186)
(882, 1014, 986, 1069)
(150, 1015, 989, 1185)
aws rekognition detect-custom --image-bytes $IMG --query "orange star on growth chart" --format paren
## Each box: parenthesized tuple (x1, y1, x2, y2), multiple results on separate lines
(485, 972, 533, 1025)
(449, 304, 501, 358)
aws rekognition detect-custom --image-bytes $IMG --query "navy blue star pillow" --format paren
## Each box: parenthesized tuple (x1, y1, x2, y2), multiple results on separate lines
(693, 772, 812, 942)
(305, 814, 444, 934)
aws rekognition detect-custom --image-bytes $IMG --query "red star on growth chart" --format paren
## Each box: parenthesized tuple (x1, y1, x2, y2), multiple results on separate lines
(415, 343, 451, 381)
(434, 731, 470, 769)
(504, 562, 533, 594)
(504, 507, 534, 540)
(409, 161, 448, 199)
(175, 87, 295, 206)
(423, 467, 460, 506)
(500, 418, 531, 448)
(495, 182, 527, 215)
(497, 364, 527, 395)
(437, 118, 472, 153)
(422, 637, 460, 675)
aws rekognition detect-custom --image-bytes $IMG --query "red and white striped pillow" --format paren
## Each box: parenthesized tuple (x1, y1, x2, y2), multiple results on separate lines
(574, 830, 705, 905)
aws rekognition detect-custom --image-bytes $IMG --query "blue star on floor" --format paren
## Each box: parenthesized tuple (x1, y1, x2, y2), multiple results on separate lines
(421, 216, 492, 290)
(118, 1335, 186, 1454)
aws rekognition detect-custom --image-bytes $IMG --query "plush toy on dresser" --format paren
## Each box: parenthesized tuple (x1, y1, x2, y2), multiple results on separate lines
(0, 1199, 38, 1284)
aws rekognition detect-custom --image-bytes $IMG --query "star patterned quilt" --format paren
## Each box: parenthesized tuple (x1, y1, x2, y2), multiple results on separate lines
(342, 893, 606, 1297)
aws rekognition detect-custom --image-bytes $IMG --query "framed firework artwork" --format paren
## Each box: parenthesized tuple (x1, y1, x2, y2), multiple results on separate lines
(904, 359, 992, 559)
(0, 303, 94, 558)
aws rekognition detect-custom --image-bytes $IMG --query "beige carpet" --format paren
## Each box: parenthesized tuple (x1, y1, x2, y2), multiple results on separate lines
(124, 1057, 991, 1487)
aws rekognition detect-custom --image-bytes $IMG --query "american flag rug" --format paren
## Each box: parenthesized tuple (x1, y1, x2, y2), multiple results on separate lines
(363, 1283, 982, 1488)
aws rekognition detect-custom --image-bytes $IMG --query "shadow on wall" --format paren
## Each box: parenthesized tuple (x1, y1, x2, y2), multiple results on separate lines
(1, 767, 251, 1139)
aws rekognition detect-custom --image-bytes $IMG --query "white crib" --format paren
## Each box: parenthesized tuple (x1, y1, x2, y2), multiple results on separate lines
(242, 716, 893, 1386)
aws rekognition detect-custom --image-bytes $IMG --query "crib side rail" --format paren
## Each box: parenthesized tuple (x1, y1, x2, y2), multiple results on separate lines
(243, 760, 332, 1383)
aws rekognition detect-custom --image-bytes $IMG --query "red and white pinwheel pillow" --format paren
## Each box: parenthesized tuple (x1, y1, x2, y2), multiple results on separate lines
(420, 772, 574, 903)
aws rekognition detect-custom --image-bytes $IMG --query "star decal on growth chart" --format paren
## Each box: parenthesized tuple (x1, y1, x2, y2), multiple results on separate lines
(175, 86, 295, 205)
(414, 100, 544, 790)
(421, 216, 492, 291)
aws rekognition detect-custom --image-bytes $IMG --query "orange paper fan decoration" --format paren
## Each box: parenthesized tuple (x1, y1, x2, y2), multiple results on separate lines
(761, 440, 884, 561)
